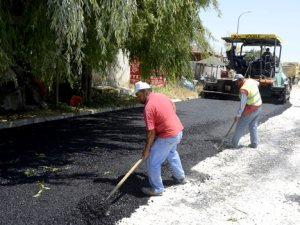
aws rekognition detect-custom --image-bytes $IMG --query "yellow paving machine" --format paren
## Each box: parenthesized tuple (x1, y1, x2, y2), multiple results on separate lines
(202, 34, 291, 104)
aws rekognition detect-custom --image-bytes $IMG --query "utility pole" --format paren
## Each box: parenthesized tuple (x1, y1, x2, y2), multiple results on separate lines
(236, 11, 252, 34)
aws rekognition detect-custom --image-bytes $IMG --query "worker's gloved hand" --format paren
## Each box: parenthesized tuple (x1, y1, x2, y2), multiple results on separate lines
(234, 116, 240, 122)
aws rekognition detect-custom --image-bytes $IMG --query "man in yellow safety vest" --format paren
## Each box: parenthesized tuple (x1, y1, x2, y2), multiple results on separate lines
(231, 74, 262, 149)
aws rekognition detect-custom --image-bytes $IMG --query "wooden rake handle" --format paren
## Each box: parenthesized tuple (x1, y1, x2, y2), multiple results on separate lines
(224, 120, 237, 138)
(217, 120, 237, 150)
(106, 158, 143, 201)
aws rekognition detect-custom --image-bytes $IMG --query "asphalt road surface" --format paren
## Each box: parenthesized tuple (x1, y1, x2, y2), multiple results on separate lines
(0, 90, 292, 225)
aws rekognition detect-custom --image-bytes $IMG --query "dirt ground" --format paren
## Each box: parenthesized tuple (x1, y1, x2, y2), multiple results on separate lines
(0, 86, 294, 225)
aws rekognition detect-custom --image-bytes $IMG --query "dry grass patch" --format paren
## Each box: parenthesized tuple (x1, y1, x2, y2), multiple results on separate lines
(152, 82, 201, 100)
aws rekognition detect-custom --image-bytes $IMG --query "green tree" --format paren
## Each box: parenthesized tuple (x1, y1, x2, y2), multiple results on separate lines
(0, 0, 136, 101)
(125, 0, 219, 80)
(243, 49, 261, 62)
(0, 0, 219, 102)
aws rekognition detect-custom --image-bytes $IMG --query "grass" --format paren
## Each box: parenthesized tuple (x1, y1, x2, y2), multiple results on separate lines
(152, 82, 201, 100)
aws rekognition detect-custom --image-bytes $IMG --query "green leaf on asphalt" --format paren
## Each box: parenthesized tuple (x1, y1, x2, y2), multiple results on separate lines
(33, 181, 50, 198)
(24, 168, 35, 177)
(41, 165, 58, 173)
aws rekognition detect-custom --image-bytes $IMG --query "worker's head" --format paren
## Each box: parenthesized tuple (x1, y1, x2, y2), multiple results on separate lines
(134, 81, 152, 104)
(233, 74, 245, 87)
(266, 48, 270, 52)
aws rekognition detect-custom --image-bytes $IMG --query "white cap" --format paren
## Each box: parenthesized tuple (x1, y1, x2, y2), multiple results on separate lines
(134, 81, 151, 93)
(232, 74, 244, 81)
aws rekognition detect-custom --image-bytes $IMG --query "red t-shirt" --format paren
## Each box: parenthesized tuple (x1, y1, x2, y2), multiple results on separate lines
(144, 93, 184, 138)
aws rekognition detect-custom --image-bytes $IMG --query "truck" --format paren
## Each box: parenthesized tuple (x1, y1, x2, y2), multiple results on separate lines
(282, 62, 299, 84)
(202, 34, 291, 104)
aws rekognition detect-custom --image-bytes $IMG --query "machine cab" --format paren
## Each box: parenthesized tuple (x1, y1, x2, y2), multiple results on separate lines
(222, 34, 282, 79)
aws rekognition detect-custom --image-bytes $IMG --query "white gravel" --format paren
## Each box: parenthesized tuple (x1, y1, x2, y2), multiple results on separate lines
(117, 85, 300, 225)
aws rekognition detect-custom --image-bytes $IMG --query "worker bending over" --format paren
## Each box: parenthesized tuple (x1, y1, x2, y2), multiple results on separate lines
(135, 81, 186, 196)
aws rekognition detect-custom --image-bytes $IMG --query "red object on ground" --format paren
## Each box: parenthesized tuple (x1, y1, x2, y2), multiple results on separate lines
(70, 95, 82, 107)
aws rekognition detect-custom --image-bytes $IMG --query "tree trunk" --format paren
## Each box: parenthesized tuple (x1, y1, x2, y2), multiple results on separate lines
(55, 76, 59, 104)
(81, 63, 92, 102)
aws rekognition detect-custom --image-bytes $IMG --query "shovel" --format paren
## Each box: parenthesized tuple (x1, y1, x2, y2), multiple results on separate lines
(214, 120, 236, 151)
(105, 158, 143, 201)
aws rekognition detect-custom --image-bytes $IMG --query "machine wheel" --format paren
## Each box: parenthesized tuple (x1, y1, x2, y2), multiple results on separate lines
(288, 78, 293, 90)
(280, 85, 290, 104)
(201, 92, 206, 98)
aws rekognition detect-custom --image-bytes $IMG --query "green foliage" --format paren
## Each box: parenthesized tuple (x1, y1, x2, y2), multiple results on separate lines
(125, 0, 219, 80)
(47, 0, 137, 77)
(0, 0, 219, 92)
(86, 89, 137, 108)
(26, 2, 71, 86)
(0, 1, 14, 74)
(0, 0, 137, 87)
(244, 49, 261, 62)
(0, 0, 71, 87)
(48, 102, 77, 112)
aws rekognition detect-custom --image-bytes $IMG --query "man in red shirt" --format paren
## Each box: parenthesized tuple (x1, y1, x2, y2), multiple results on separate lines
(135, 81, 186, 196)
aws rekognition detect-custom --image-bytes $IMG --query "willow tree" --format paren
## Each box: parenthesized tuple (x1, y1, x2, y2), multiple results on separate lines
(0, 0, 136, 101)
(47, 0, 137, 99)
(125, 0, 219, 80)
(0, 0, 218, 102)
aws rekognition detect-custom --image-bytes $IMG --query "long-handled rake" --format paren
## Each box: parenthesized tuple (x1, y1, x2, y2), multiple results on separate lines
(105, 158, 143, 201)
(214, 120, 236, 151)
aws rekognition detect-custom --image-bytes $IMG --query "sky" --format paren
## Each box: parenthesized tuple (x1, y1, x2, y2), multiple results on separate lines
(201, 0, 299, 62)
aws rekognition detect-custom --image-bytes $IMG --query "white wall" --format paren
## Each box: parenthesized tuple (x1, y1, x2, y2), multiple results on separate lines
(92, 50, 131, 88)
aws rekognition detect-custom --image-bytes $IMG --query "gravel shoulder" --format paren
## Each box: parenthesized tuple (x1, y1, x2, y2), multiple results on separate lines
(117, 85, 300, 225)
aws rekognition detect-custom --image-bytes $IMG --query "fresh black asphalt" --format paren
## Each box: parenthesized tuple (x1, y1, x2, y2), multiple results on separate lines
(0, 98, 290, 225)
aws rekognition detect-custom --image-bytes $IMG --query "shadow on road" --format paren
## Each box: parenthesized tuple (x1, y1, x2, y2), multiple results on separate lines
(0, 108, 145, 186)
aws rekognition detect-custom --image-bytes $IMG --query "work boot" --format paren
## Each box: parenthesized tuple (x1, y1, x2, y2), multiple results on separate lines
(172, 176, 187, 184)
(224, 143, 243, 149)
(248, 143, 257, 149)
(141, 187, 163, 196)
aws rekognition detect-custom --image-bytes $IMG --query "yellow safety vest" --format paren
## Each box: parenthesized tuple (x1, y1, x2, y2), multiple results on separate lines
(241, 79, 262, 106)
